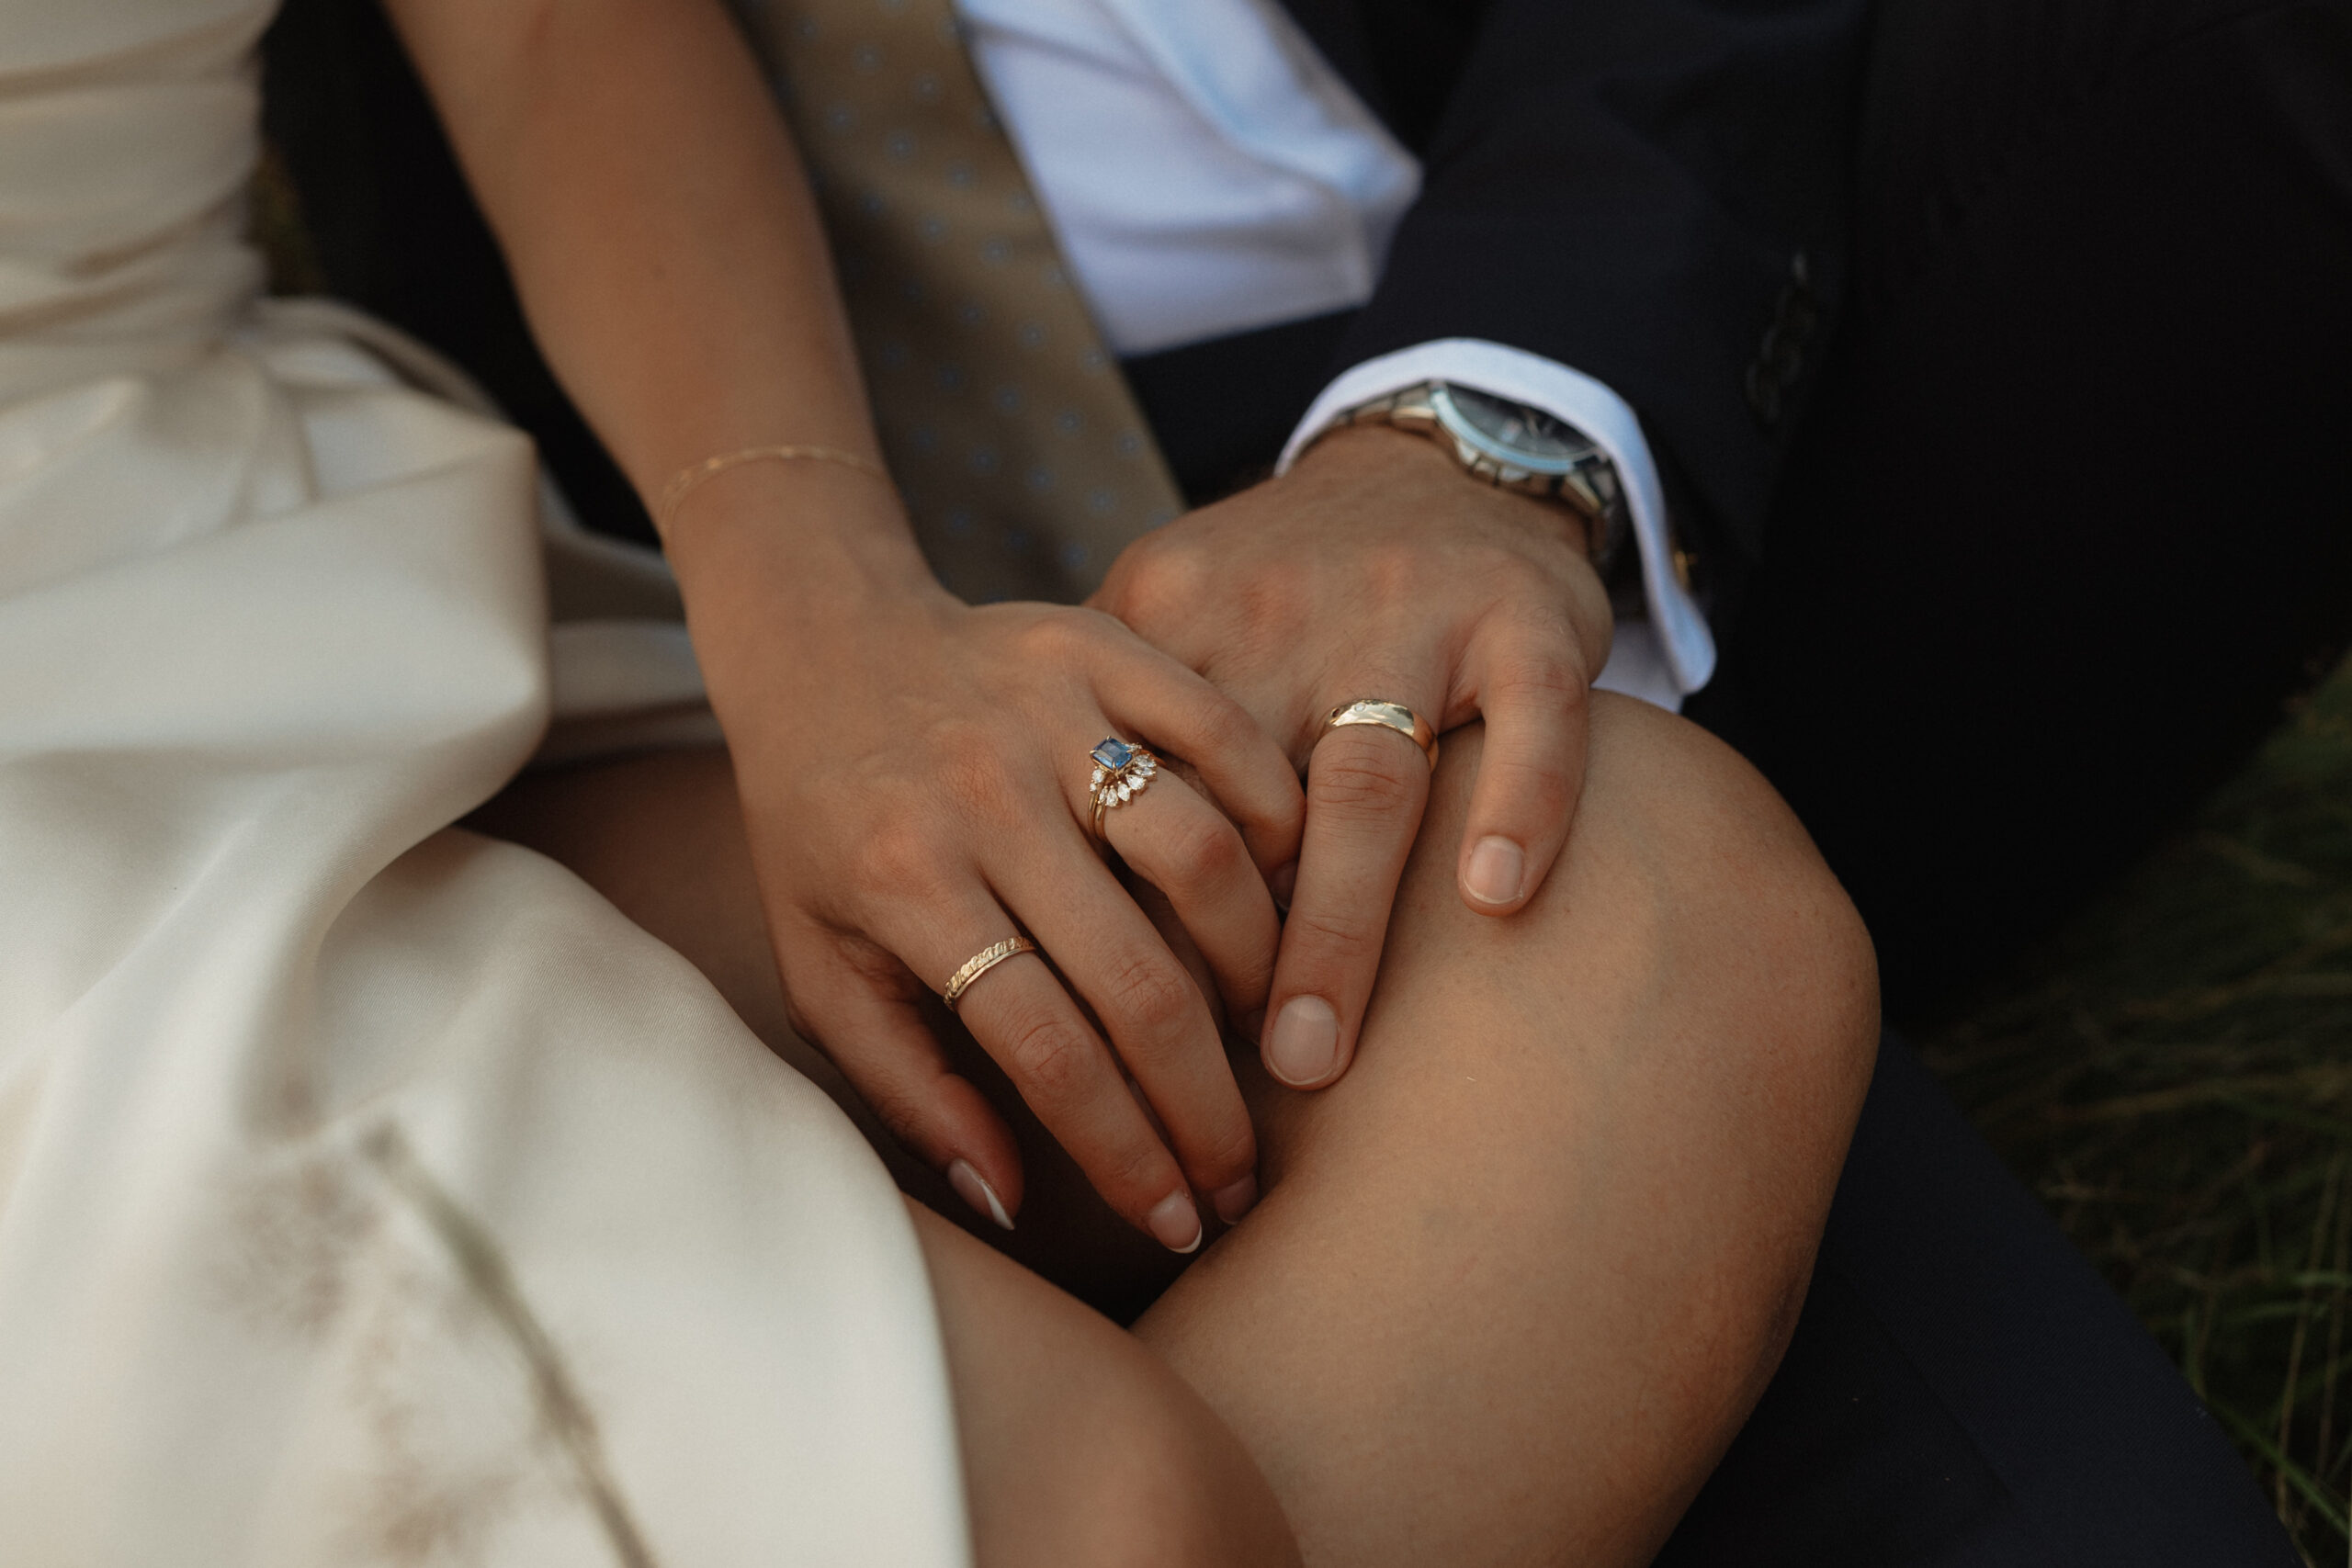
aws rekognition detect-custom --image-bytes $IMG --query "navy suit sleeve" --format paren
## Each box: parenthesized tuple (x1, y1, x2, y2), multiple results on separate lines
(1337, 0, 1871, 558)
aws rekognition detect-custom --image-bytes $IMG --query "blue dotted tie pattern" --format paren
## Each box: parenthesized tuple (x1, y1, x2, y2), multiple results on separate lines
(733, 0, 1185, 604)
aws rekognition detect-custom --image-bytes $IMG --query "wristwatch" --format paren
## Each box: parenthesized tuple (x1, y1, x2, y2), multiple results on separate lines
(1327, 381, 1628, 577)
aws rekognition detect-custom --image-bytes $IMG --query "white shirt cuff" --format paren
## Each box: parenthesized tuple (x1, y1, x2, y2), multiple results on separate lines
(1279, 339, 1716, 708)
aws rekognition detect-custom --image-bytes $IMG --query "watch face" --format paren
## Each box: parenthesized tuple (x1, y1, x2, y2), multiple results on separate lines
(1430, 384, 1598, 474)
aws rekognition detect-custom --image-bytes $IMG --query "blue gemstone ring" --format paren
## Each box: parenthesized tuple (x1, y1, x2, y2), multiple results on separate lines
(1088, 737, 1160, 839)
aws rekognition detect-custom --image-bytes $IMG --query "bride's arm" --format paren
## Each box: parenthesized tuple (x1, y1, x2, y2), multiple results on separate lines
(380, 0, 1305, 1249)
(380, 0, 863, 506)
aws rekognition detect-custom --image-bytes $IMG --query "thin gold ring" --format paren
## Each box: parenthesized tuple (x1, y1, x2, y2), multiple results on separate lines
(942, 935, 1038, 1011)
(1086, 737, 1159, 840)
(1321, 698, 1439, 770)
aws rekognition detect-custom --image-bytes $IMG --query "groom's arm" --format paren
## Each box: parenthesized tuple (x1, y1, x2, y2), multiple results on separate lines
(1337, 0, 1871, 561)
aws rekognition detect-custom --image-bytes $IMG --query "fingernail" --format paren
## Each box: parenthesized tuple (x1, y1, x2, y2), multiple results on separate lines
(1210, 1174, 1259, 1224)
(947, 1159, 1014, 1232)
(1265, 995, 1340, 1087)
(1465, 836, 1526, 906)
(1148, 1190, 1204, 1254)
(1270, 861, 1297, 908)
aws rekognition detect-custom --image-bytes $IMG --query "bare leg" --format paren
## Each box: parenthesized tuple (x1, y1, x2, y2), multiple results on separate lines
(1136, 696, 1877, 1564)
(908, 1199, 1299, 1567)
(469, 693, 1877, 1562)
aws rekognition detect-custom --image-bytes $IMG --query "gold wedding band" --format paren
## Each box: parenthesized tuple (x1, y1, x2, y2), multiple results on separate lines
(1322, 699, 1440, 769)
(942, 935, 1038, 1011)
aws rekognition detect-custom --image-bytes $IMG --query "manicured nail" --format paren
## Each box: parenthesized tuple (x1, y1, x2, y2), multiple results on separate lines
(1265, 995, 1340, 1086)
(1210, 1174, 1259, 1224)
(1464, 836, 1526, 906)
(1148, 1190, 1204, 1254)
(948, 1159, 1014, 1232)
(1270, 861, 1298, 908)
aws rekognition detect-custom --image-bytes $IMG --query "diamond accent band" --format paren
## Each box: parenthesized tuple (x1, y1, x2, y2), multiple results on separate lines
(1086, 737, 1159, 839)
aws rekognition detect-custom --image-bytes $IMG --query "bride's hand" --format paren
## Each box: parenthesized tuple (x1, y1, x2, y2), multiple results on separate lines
(673, 465, 1302, 1251)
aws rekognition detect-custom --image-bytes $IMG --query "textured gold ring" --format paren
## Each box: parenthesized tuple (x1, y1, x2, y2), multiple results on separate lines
(1087, 737, 1159, 840)
(1322, 698, 1440, 770)
(942, 935, 1038, 1011)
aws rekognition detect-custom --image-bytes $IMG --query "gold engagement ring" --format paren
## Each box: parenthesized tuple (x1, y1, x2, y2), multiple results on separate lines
(1087, 737, 1159, 839)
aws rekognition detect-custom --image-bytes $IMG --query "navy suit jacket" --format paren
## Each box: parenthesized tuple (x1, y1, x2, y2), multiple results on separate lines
(1277, 0, 1867, 562)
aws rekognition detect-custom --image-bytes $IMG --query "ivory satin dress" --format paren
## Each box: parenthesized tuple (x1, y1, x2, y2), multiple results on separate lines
(0, 2, 971, 1562)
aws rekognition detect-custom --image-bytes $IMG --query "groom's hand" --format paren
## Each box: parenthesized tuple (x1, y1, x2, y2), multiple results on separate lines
(1091, 425, 1612, 1091)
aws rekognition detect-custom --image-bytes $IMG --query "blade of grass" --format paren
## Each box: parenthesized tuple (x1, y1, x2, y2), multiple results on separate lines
(2216, 1400, 2349, 1541)
(2278, 1155, 2343, 1520)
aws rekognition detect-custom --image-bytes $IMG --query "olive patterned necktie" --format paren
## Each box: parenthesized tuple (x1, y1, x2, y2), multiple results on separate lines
(732, 0, 1186, 604)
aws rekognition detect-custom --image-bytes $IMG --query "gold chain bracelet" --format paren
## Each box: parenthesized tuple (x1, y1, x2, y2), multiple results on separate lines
(655, 444, 890, 535)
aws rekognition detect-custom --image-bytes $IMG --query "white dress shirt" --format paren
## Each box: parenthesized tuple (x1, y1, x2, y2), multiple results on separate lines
(955, 0, 1715, 708)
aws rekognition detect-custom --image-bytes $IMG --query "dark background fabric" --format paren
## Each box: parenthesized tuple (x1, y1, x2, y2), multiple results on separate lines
(1684, 0, 2352, 1014)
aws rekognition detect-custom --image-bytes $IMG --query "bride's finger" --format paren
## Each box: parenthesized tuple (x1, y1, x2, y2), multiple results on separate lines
(1122, 875, 1261, 1224)
(775, 919, 1026, 1231)
(1092, 759, 1279, 1030)
(1086, 623, 1305, 878)
(855, 861, 1206, 1254)
(1126, 875, 1227, 1035)
(987, 807, 1255, 1228)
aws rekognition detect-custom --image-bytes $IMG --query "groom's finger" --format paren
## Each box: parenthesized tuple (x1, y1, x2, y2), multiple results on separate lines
(1257, 698, 1433, 1090)
(1456, 621, 1592, 916)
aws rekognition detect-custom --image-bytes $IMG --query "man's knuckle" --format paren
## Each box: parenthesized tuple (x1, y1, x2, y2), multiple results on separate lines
(1193, 686, 1256, 750)
(1231, 561, 1313, 647)
(1283, 904, 1374, 955)
(1102, 541, 1206, 637)
(1361, 540, 1422, 601)
(1010, 610, 1094, 666)
(1493, 648, 1585, 704)
(1493, 753, 1575, 819)
(1136, 534, 1213, 598)
(1308, 741, 1420, 816)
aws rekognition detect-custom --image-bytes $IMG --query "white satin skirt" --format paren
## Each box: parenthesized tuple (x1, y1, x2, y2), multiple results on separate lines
(0, 299, 972, 1566)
